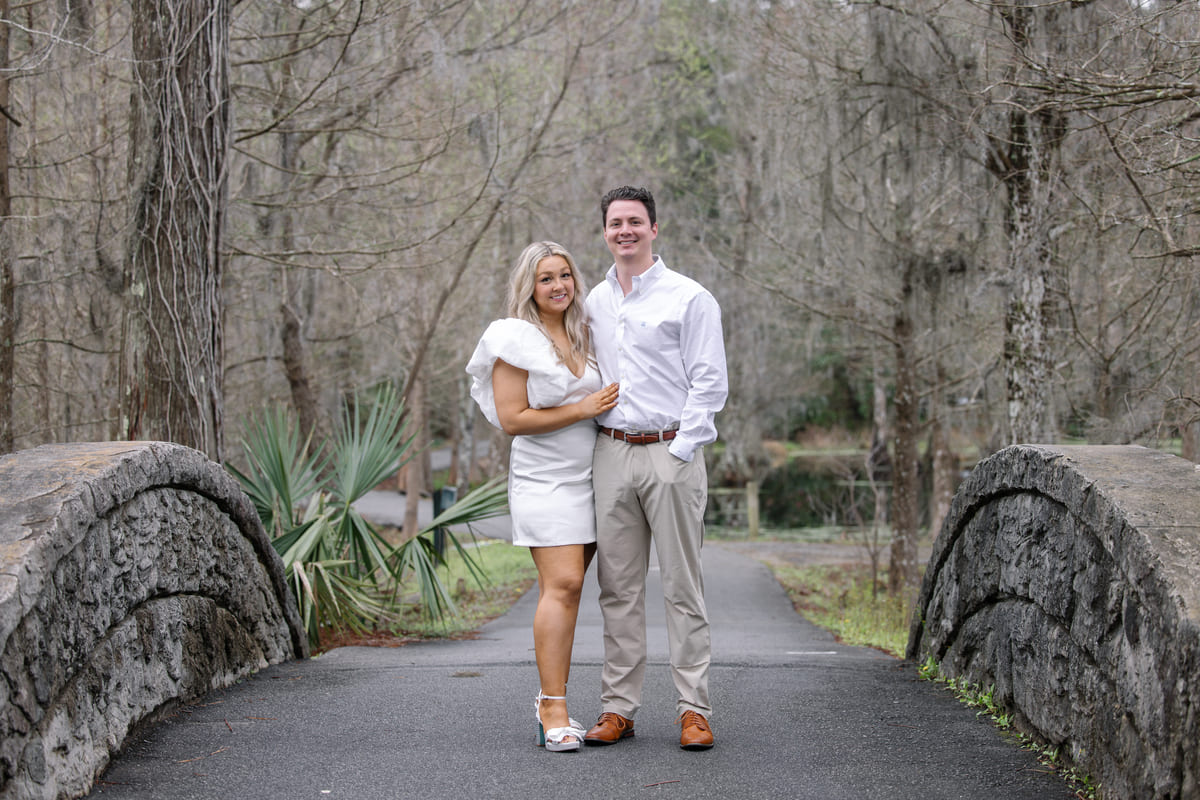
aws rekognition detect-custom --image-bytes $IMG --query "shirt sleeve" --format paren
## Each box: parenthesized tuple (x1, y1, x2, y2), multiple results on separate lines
(668, 290, 728, 462)
(465, 319, 569, 429)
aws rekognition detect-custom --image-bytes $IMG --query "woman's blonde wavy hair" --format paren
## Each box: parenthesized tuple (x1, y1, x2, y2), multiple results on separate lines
(506, 241, 592, 368)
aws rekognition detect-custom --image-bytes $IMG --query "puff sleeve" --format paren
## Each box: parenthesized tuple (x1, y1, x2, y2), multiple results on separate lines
(466, 318, 571, 429)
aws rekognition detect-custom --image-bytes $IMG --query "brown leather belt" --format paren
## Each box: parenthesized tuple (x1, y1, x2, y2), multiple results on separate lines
(599, 426, 678, 445)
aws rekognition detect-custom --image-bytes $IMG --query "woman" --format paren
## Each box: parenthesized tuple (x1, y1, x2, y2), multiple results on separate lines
(466, 241, 619, 752)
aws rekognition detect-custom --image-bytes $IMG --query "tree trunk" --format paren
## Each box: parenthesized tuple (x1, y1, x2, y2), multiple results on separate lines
(889, 258, 920, 593)
(927, 414, 957, 542)
(120, 0, 230, 461)
(403, 372, 427, 539)
(1004, 264, 1053, 444)
(0, 0, 13, 454)
(996, 2, 1061, 446)
(1183, 373, 1200, 463)
(868, 349, 890, 530)
(281, 301, 319, 442)
(1183, 418, 1199, 464)
(926, 346, 958, 540)
(456, 377, 478, 494)
(272, 53, 323, 443)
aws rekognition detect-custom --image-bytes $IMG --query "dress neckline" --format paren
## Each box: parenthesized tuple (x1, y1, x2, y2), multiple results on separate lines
(563, 357, 588, 380)
(534, 324, 586, 379)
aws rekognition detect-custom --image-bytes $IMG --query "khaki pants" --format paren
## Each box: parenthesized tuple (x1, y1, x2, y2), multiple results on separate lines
(592, 434, 711, 719)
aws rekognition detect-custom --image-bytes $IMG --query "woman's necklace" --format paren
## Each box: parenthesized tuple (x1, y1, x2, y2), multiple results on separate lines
(546, 327, 582, 377)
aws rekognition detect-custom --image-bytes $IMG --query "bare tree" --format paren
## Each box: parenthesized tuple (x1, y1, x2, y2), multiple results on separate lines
(1030, 1, 1200, 449)
(223, 1, 642, 438)
(737, 0, 995, 589)
(4, 0, 1194, 500)
(119, 0, 230, 460)
(0, 0, 13, 454)
(981, 2, 1069, 445)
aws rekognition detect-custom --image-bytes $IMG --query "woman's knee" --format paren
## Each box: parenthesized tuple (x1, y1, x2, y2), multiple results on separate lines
(556, 571, 587, 598)
(532, 546, 588, 599)
(540, 568, 584, 601)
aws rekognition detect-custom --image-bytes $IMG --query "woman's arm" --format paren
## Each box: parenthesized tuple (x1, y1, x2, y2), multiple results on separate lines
(492, 358, 618, 436)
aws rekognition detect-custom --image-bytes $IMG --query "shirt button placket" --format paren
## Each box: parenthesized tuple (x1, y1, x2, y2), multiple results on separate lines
(615, 312, 630, 415)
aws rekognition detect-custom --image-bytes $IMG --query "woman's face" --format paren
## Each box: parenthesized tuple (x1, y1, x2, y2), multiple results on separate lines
(532, 255, 575, 317)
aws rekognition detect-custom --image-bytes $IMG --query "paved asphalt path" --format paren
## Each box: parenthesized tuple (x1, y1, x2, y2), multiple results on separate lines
(89, 511, 1076, 800)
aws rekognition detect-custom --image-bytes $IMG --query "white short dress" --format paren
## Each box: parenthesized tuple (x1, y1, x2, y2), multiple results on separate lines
(466, 318, 601, 547)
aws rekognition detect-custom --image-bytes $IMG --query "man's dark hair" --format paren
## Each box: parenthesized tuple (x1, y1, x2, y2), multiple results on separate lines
(601, 186, 656, 227)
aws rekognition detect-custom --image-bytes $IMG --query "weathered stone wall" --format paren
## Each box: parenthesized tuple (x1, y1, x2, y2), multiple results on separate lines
(908, 445, 1200, 799)
(0, 442, 308, 800)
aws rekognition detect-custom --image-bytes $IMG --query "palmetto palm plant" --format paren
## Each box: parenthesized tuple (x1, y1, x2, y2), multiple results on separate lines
(230, 383, 507, 646)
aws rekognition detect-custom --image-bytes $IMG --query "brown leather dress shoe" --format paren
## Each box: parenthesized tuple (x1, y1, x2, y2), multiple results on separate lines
(584, 712, 635, 745)
(678, 710, 714, 750)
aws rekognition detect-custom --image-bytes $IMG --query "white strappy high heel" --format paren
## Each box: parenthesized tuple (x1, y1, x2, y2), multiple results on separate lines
(535, 690, 585, 752)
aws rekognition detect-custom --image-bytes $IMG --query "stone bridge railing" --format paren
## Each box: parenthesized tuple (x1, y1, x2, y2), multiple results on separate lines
(908, 445, 1200, 799)
(0, 442, 308, 800)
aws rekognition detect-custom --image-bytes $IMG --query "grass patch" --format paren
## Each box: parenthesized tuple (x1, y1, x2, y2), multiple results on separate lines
(918, 657, 1100, 799)
(313, 539, 537, 654)
(766, 561, 914, 657)
(708, 524, 886, 544)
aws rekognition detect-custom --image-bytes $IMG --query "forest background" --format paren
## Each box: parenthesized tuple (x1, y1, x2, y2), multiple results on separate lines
(1, 0, 1198, 594)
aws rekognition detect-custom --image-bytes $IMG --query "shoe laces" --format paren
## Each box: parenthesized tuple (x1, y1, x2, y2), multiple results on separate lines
(678, 710, 709, 731)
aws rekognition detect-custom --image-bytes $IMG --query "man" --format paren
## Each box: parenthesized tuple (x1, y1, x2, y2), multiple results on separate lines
(583, 186, 728, 750)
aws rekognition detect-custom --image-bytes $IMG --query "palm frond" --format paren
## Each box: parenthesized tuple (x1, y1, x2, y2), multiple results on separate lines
(393, 534, 459, 619)
(330, 382, 415, 505)
(414, 473, 510, 589)
(233, 387, 512, 649)
(230, 405, 325, 534)
(337, 506, 401, 582)
(425, 473, 509, 528)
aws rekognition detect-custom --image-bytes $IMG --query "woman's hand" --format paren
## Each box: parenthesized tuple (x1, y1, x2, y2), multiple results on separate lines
(495, 360, 618, 435)
(577, 382, 619, 419)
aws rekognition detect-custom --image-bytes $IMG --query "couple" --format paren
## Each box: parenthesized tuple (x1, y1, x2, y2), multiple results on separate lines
(466, 186, 728, 753)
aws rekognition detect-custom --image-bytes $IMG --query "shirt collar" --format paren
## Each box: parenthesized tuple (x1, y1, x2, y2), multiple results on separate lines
(605, 255, 664, 291)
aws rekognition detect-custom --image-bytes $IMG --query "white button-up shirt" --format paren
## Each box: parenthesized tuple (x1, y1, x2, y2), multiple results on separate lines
(586, 256, 728, 462)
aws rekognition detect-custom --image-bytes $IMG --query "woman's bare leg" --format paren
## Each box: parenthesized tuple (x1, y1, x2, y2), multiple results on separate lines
(530, 542, 596, 736)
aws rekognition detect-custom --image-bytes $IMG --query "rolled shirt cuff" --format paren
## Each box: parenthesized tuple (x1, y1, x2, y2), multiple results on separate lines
(668, 437, 697, 462)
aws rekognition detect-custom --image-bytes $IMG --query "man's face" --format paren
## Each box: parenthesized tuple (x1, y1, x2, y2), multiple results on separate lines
(603, 199, 657, 264)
